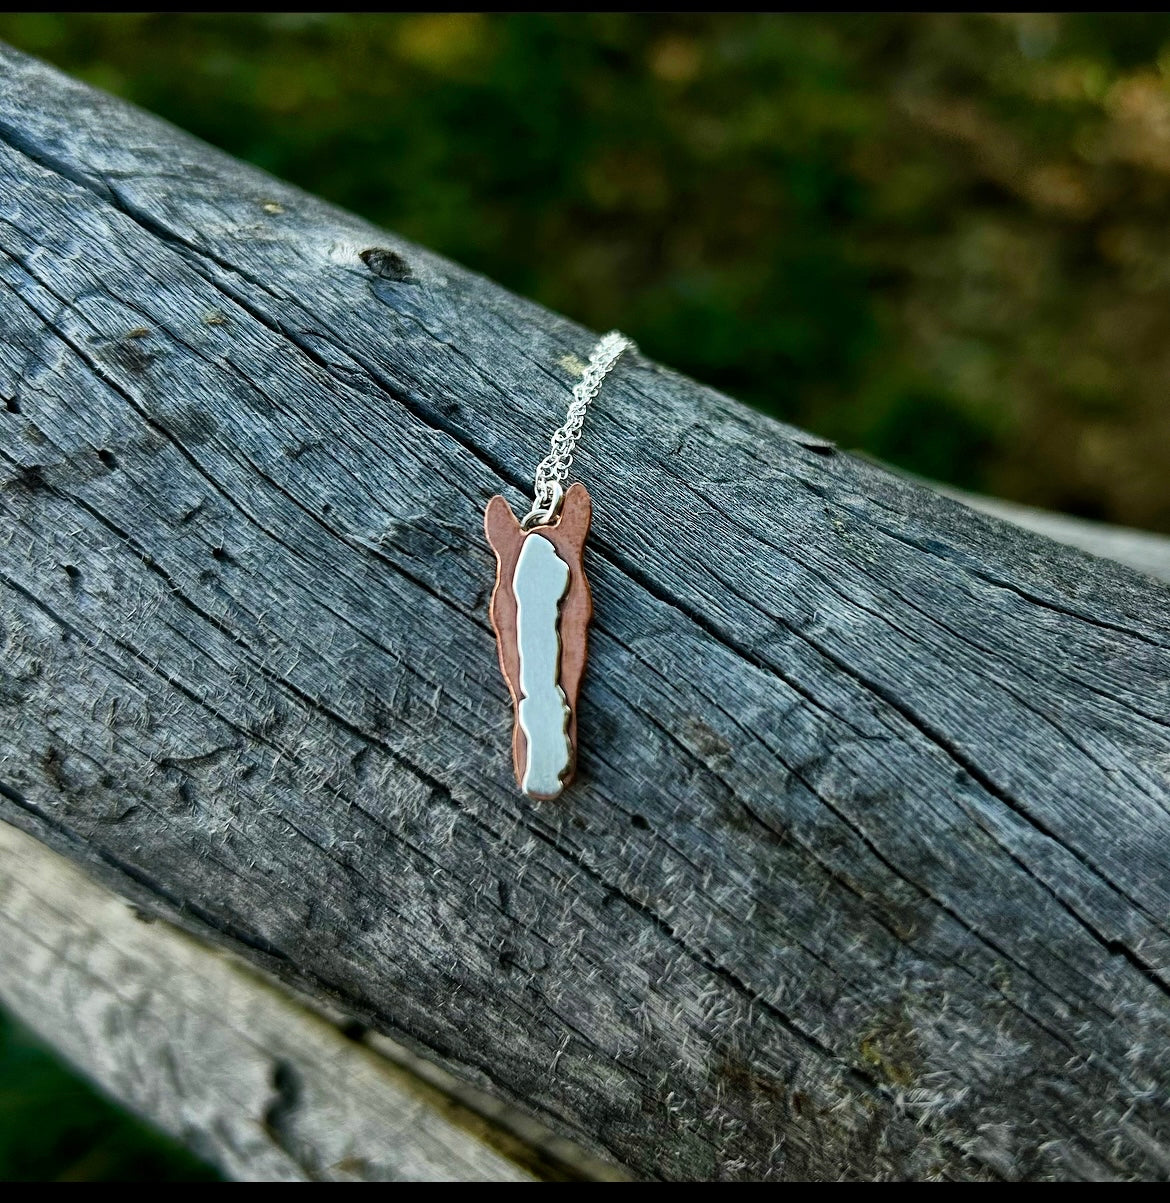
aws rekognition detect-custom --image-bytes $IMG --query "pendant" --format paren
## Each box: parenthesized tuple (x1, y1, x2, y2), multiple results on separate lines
(484, 483, 593, 799)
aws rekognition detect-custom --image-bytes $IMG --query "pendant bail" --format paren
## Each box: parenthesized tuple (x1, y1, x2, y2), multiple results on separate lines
(521, 480, 564, 530)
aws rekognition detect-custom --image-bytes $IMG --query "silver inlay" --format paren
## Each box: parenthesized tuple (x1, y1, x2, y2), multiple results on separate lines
(512, 533, 572, 798)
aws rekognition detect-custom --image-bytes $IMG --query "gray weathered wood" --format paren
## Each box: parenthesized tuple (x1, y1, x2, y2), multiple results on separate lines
(0, 821, 555, 1182)
(875, 456, 1170, 585)
(938, 486, 1170, 585)
(2, 45, 1170, 1181)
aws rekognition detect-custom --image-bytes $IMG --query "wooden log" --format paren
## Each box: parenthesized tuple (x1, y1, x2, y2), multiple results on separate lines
(2, 45, 1170, 1181)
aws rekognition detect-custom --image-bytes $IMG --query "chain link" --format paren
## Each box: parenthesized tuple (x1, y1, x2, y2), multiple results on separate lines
(522, 330, 635, 528)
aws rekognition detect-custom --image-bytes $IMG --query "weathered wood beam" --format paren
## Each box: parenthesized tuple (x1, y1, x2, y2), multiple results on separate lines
(2, 46, 1170, 1181)
(0, 821, 610, 1181)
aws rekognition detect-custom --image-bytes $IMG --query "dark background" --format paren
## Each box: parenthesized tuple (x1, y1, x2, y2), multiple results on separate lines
(2, 11, 1170, 1181)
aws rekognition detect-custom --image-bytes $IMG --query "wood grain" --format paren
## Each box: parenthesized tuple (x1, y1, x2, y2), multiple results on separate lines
(3, 45, 1170, 1181)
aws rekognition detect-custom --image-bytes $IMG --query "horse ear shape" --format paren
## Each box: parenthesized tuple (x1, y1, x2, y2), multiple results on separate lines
(554, 482, 592, 546)
(484, 493, 522, 553)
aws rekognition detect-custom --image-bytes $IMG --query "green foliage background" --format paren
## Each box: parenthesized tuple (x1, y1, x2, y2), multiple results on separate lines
(6, 12, 1170, 528)
(2, 10, 1170, 1182)
(0, 1011, 219, 1180)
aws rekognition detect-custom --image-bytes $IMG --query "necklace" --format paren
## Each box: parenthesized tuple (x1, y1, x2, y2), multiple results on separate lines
(484, 331, 635, 799)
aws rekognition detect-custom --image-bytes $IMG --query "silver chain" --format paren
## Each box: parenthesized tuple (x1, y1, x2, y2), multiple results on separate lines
(522, 330, 635, 529)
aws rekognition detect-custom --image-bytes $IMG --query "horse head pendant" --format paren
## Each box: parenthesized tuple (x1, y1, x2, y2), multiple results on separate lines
(484, 483, 593, 799)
